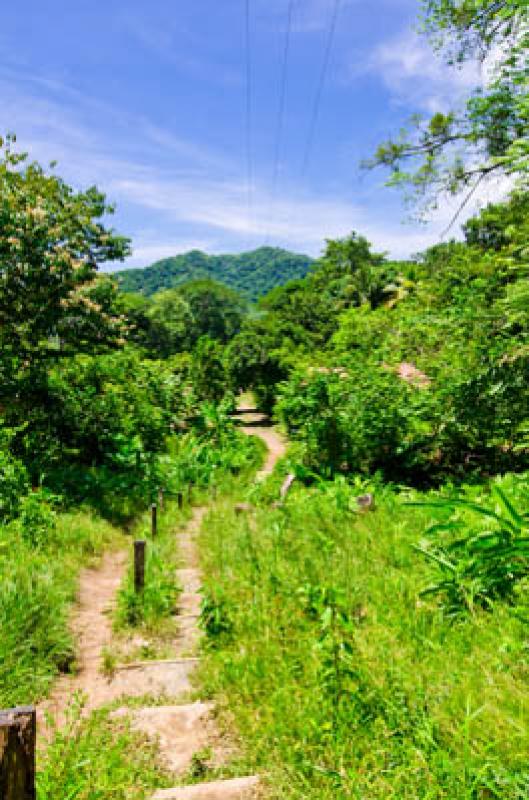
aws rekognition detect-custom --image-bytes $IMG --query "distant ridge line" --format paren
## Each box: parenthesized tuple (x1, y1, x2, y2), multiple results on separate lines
(113, 246, 314, 302)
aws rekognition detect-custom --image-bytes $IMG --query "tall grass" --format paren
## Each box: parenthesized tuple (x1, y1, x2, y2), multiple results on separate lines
(197, 475, 529, 799)
(0, 509, 121, 707)
(115, 499, 187, 632)
(38, 698, 172, 799)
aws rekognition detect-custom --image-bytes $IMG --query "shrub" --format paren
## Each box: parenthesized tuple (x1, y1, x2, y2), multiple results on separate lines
(415, 482, 529, 615)
(0, 442, 28, 522)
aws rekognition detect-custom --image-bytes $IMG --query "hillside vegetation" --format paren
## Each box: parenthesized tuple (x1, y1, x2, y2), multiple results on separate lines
(1, 0, 529, 796)
(114, 246, 314, 301)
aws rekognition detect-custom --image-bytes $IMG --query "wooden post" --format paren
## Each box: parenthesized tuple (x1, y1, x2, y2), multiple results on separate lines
(0, 706, 36, 800)
(134, 540, 146, 593)
(177, 491, 183, 510)
(151, 503, 157, 537)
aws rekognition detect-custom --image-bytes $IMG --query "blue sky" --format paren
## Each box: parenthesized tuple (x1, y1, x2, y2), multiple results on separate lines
(1, 0, 485, 267)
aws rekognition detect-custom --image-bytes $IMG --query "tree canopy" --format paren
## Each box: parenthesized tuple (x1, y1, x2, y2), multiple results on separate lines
(0, 134, 130, 394)
(368, 0, 528, 208)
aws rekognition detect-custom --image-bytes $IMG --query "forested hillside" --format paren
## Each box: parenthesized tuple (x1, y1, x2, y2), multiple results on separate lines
(114, 246, 314, 301)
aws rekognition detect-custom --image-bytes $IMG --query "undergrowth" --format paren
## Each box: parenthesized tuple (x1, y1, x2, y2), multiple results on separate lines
(38, 697, 172, 799)
(198, 473, 529, 799)
(0, 506, 121, 707)
(115, 499, 186, 632)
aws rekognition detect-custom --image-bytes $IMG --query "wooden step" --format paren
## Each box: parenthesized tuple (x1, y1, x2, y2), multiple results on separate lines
(151, 776, 259, 799)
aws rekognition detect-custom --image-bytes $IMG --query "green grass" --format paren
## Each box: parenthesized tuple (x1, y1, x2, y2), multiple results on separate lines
(197, 476, 529, 799)
(38, 697, 173, 799)
(0, 509, 121, 707)
(115, 499, 188, 634)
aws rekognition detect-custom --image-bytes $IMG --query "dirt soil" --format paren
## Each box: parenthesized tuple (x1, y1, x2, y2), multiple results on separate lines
(39, 406, 284, 798)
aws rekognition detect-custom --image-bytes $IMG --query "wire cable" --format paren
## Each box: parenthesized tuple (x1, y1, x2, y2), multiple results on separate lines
(266, 0, 296, 243)
(301, 0, 341, 177)
(244, 0, 254, 240)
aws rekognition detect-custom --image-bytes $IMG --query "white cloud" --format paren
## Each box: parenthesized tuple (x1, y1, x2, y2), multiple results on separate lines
(0, 62, 494, 265)
(359, 29, 480, 112)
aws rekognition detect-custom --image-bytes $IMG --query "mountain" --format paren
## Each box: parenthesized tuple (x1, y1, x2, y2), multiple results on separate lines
(113, 247, 314, 302)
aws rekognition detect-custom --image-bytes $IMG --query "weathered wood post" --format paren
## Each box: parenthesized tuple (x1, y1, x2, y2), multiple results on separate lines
(134, 540, 146, 593)
(0, 706, 36, 800)
(151, 503, 157, 537)
(177, 491, 184, 510)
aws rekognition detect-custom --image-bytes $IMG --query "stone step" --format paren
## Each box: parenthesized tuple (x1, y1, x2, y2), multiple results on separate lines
(151, 776, 259, 800)
(109, 659, 198, 699)
(112, 703, 212, 773)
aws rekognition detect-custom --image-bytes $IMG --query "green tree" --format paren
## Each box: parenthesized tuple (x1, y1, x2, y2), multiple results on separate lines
(0, 135, 130, 401)
(179, 279, 247, 343)
(147, 288, 194, 355)
(368, 0, 529, 205)
(191, 337, 228, 403)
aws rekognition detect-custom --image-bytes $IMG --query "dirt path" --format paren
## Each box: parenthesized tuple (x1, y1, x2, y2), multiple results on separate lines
(39, 410, 284, 798)
(235, 407, 286, 479)
(39, 549, 128, 730)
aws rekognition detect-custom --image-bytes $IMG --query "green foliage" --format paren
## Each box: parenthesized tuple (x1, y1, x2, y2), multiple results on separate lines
(114, 246, 313, 302)
(146, 288, 194, 355)
(226, 317, 298, 414)
(179, 279, 247, 344)
(276, 367, 417, 480)
(367, 0, 529, 203)
(191, 337, 229, 404)
(198, 475, 529, 799)
(0, 508, 120, 706)
(415, 481, 529, 615)
(17, 490, 57, 548)
(38, 699, 170, 799)
(200, 583, 234, 644)
(0, 134, 129, 400)
(0, 436, 28, 522)
(15, 349, 191, 515)
(116, 503, 182, 630)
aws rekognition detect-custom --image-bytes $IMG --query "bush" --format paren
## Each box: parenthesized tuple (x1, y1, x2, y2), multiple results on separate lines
(0, 442, 28, 521)
(18, 490, 57, 548)
(276, 366, 417, 479)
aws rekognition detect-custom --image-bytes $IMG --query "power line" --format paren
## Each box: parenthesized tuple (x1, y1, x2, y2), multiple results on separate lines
(244, 0, 253, 240)
(301, 0, 341, 177)
(266, 0, 296, 242)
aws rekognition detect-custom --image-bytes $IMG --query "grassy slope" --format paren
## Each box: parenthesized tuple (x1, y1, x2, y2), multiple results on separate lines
(197, 480, 529, 799)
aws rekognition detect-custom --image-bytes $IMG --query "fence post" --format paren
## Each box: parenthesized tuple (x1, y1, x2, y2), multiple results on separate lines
(134, 540, 146, 593)
(151, 503, 157, 537)
(177, 491, 183, 510)
(0, 706, 36, 800)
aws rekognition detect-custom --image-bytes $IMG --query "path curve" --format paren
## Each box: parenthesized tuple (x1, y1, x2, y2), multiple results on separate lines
(235, 407, 286, 479)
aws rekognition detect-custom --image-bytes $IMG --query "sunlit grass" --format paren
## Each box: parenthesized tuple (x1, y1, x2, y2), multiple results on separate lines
(198, 476, 529, 799)
(0, 510, 121, 707)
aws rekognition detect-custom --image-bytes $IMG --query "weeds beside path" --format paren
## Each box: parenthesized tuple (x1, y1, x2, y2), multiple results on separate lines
(37, 407, 281, 799)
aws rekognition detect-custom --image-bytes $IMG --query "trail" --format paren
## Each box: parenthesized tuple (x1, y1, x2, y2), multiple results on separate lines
(39, 406, 286, 799)
(235, 406, 286, 480)
(39, 549, 128, 729)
